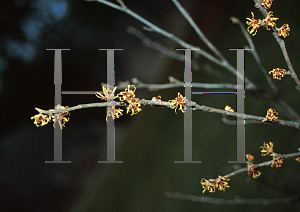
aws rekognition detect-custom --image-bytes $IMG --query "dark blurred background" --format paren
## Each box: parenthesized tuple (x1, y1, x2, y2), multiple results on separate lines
(0, 0, 300, 211)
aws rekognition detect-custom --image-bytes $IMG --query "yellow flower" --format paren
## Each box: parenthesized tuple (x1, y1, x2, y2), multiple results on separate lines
(216, 176, 230, 191)
(31, 113, 50, 127)
(126, 101, 142, 116)
(51, 104, 70, 129)
(252, 169, 262, 178)
(262, 108, 278, 122)
(106, 106, 124, 122)
(168, 92, 186, 114)
(246, 154, 254, 161)
(295, 157, 300, 162)
(246, 12, 261, 36)
(261, 0, 273, 9)
(247, 163, 262, 178)
(271, 157, 283, 168)
(265, 11, 278, 30)
(95, 86, 118, 101)
(200, 178, 217, 193)
(278, 24, 290, 38)
(200, 176, 230, 193)
(260, 142, 274, 156)
(269, 68, 287, 80)
(118, 85, 137, 103)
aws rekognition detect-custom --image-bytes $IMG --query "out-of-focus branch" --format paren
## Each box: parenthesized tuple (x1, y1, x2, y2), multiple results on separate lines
(172, 0, 226, 62)
(165, 192, 298, 205)
(85, 0, 256, 89)
(126, 26, 234, 82)
(104, 76, 250, 91)
(126, 26, 200, 70)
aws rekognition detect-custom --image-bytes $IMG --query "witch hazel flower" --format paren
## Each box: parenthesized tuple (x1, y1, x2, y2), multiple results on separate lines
(246, 12, 261, 36)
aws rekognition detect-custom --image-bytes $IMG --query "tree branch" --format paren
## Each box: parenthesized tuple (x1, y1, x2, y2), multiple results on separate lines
(35, 97, 300, 130)
(230, 16, 278, 94)
(253, 0, 300, 88)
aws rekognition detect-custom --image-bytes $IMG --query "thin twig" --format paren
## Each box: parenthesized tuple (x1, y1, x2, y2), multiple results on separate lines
(126, 27, 234, 82)
(190, 101, 300, 129)
(171, 0, 255, 87)
(85, 0, 256, 89)
(35, 101, 126, 114)
(126, 26, 200, 70)
(253, 0, 300, 88)
(222, 117, 265, 125)
(104, 76, 250, 91)
(226, 152, 300, 178)
(165, 192, 298, 205)
(172, 0, 226, 62)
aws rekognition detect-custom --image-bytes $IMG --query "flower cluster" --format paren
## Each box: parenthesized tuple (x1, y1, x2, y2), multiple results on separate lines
(168, 92, 186, 114)
(262, 108, 278, 122)
(96, 86, 123, 121)
(31, 104, 70, 129)
(200, 176, 230, 193)
(269, 68, 287, 80)
(260, 142, 284, 168)
(118, 85, 142, 116)
(246, 11, 279, 35)
(246, 154, 262, 178)
(261, 0, 273, 9)
(96, 85, 142, 121)
(246, 0, 290, 39)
